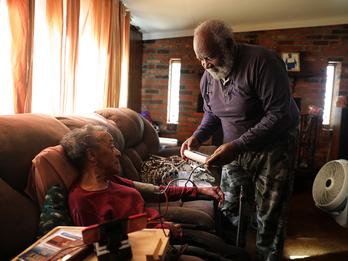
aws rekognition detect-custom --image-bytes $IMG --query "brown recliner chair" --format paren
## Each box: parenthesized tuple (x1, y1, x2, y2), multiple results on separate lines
(96, 108, 218, 231)
(0, 108, 220, 260)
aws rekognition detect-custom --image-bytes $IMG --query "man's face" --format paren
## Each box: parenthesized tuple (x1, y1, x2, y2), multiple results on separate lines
(193, 34, 233, 80)
(93, 131, 121, 177)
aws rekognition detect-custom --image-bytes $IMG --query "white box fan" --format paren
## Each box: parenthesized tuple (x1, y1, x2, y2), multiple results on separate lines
(312, 159, 348, 227)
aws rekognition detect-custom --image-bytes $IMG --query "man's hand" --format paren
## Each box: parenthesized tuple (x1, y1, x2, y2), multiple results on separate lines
(197, 186, 224, 208)
(205, 142, 240, 167)
(180, 136, 200, 158)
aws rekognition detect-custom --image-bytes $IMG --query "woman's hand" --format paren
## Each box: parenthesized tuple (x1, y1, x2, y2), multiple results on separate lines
(197, 186, 224, 208)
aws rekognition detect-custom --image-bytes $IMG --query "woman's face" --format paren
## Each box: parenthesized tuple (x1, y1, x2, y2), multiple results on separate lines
(94, 131, 121, 177)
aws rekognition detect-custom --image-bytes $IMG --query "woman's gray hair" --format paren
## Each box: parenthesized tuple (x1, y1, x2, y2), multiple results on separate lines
(194, 19, 235, 50)
(60, 124, 108, 168)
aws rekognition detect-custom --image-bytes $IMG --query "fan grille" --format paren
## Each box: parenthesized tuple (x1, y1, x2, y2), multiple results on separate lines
(313, 161, 346, 208)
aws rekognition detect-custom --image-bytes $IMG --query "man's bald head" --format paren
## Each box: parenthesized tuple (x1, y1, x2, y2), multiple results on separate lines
(193, 20, 235, 80)
(193, 20, 235, 54)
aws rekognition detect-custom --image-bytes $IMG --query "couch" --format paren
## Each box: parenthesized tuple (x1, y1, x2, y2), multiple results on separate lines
(0, 108, 218, 260)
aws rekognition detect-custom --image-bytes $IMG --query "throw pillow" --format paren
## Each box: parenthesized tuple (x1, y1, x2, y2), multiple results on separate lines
(25, 145, 79, 207)
(37, 185, 73, 236)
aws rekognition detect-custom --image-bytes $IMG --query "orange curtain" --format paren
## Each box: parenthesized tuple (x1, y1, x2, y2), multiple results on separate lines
(106, 0, 130, 108)
(119, 9, 130, 107)
(0, 0, 130, 114)
(73, 0, 112, 113)
(61, 0, 80, 112)
(3, 0, 33, 113)
(31, 0, 64, 113)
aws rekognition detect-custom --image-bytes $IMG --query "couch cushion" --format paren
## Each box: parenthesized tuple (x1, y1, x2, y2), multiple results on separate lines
(0, 178, 38, 260)
(96, 108, 144, 148)
(56, 113, 125, 151)
(141, 115, 160, 155)
(181, 200, 215, 219)
(119, 153, 141, 181)
(25, 145, 79, 206)
(96, 108, 159, 154)
(96, 108, 160, 180)
(0, 113, 70, 191)
(56, 113, 107, 130)
(145, 201, 215, 231)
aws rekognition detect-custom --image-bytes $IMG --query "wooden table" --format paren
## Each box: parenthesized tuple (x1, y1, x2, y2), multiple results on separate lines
(14, 226, 170, 261)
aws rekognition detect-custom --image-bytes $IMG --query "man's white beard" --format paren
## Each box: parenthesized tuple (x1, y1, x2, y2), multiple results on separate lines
(207, 65, 230, 80)
(207, 58, 233, 80)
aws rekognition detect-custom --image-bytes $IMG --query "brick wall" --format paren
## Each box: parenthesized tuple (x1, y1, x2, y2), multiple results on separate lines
(141, 37, 203, 141)
(141, 24, 348, 167)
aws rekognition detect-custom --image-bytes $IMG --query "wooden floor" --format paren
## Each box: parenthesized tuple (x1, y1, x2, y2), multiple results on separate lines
(245, 173, 348, 261)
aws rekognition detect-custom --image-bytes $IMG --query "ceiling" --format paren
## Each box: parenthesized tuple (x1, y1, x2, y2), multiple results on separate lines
(123, 0, 348, 40)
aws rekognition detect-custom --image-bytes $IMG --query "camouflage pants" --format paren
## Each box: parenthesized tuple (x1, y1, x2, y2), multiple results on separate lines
(220, 129, 298, 261)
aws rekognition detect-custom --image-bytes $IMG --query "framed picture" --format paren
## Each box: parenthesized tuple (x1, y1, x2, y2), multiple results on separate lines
(282, 52, 300, 72)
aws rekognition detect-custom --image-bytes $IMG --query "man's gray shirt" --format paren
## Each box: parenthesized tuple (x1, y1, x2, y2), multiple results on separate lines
(193, 43, 300, 151)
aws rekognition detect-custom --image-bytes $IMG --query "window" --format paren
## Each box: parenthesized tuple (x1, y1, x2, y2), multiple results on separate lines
(322, 62, 340, 126)
(167, 59, 181, 124)
(0, 0, 129, 115)
(31, 0, 109, 114)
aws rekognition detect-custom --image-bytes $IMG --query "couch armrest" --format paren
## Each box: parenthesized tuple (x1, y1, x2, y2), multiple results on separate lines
(133, 181, 161, 202)
(145, 201, 216, 232)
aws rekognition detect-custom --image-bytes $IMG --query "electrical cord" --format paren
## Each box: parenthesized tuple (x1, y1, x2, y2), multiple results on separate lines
(39, 162, 213, 260)
(152, 162, 215, 239)
(161, 162, 207, 192)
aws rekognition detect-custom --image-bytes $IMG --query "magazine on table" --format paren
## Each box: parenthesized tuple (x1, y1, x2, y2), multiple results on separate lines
(17, 227, 90, 261)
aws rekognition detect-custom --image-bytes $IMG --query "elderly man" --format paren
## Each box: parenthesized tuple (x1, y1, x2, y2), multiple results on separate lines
(181, 20, 299, 261)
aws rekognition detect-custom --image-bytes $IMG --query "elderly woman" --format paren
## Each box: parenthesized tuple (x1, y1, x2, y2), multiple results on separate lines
(60, 124, 224, 227)
(61, 125, 249, 261)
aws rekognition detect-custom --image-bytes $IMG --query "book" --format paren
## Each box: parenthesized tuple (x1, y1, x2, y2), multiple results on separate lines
(16, 227, 90, 261)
